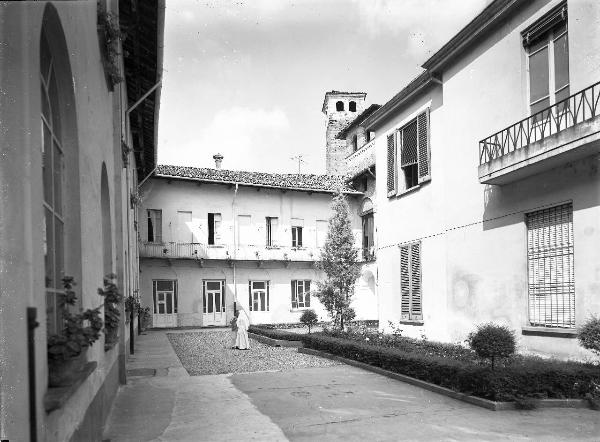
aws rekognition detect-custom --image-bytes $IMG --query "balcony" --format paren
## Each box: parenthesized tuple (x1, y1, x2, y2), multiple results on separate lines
(345, 139, 375, 180)
(139, 241, 368, 263)
(479, 81, 600, 185)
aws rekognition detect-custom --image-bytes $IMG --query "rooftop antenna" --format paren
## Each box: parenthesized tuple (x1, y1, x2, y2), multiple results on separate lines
(290, 155, 306, 174)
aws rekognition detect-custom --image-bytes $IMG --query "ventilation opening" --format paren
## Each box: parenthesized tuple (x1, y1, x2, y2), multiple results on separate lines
(336, 101, 344, 111)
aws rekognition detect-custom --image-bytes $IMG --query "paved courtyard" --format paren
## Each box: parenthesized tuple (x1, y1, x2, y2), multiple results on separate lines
(104, 329, 600, 441)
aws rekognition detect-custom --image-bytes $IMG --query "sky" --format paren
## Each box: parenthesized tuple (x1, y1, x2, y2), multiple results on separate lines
(157, 0, 493, 174)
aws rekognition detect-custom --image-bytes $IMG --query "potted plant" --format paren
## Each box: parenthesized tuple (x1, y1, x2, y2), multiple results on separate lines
(47, 277, 103, 387)
(98, 274, 123, 348)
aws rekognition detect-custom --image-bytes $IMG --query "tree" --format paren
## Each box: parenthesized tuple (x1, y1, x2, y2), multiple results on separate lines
(578, 315, 600, 356)
(315, 189, 361, 329)
(300, 309, 318, 333)
(467, 323, 516, 370)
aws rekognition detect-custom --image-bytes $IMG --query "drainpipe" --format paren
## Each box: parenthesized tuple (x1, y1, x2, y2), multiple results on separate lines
(232, 183, 239, 312)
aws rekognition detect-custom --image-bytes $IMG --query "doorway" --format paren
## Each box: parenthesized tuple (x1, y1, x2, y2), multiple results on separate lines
(153, 280, 177, 328)
(203, 280, 226, 326)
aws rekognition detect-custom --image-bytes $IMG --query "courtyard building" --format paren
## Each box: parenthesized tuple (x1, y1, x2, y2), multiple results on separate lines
(0, 1, 164, 440)
(357, 0, 600, 360)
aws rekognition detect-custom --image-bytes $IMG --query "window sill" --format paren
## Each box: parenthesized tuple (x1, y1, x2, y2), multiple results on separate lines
(265, 245, 281, 250)
(521, 326, 577, 338)
(291, 307, 311, 312)
(399, 320, 424, 326)
(207, 244, 226, 248)
(44, 361, 97, 413)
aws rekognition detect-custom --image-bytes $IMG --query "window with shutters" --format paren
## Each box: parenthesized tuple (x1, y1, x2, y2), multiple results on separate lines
(526, 203, 574, 328)
(387, 109, 430, 197)
(523, 2, 569, 116)
(399, 242, 422, 322)
(291, 280, 311, 309)
(249, 280, 269, 311)
(147, 209, 162, 243)
(208, 213, 222, 245)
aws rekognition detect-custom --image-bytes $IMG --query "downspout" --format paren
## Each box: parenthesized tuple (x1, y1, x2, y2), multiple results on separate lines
(232, 183, 239, 313)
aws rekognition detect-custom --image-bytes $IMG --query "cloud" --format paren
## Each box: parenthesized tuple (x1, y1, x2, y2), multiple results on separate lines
(353, 0, 492, 59)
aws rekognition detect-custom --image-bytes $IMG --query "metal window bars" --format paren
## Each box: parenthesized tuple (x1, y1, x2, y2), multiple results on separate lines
(479, 80, 600, 165)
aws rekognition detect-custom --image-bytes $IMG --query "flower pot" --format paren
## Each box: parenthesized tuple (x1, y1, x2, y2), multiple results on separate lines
(48, 352, 87, 387)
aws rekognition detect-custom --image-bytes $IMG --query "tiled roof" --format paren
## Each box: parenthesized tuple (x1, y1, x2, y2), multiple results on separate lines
(155, 165, 362, 194)
(336, 104, 382, 139)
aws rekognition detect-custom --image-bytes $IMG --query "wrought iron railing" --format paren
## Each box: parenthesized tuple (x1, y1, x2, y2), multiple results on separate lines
(479, 81, 600, 165)
(140, 242, 207, 259)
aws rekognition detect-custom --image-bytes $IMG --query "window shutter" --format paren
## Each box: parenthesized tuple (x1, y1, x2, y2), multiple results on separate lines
(153, 282, 157, 314)
(266, 281, 270, 311)
(410, 242, 422, 320)
(174, 281, 178, 313)
(400, 245, 410, 320)
(202, 281, 206, 314)
(386, 133, 396, 196)
(248, 281, 252, 311)
(305, 281, 311, 307)
(417, 110, 431, 183)
(291, 281, 297, 309)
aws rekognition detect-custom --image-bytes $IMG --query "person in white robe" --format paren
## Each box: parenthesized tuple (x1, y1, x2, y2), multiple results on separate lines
(235, 307, 250, 350)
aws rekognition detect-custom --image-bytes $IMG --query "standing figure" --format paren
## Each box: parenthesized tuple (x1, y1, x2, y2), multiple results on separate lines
(235, 307, 250, 350)
(230, 310, 239, 349)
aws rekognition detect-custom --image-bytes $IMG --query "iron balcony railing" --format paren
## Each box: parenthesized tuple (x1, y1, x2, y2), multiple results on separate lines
(140, 241, 368, 262)
(479, 81, 600, 165)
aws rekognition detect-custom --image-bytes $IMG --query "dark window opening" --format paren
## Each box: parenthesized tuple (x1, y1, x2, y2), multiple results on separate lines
(336, 101, 344, 111)
(208, 213, 215, 245)
(349, 101, 357, 112)
(403, 164, 419, 189)
(352, 135, 358, 152)
(362, 213, 374, 261)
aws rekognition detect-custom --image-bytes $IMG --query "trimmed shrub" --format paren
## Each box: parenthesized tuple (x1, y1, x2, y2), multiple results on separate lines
(467, 323, 516, 369)
(248, 326, 303, 341)
(578, 315, 600, 356)
(300, 309, 318, 333)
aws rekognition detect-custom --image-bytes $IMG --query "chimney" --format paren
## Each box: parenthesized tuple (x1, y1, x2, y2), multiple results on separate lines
(213, 153, 223, 169)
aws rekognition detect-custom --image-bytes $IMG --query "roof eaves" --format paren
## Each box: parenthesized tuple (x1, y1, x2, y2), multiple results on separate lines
(362, 72, 439, 130)
(153, 174, 363, 195)
(421, 0, 525, 73)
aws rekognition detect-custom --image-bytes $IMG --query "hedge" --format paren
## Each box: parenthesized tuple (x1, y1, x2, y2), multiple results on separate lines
(249, 327, 600, 402)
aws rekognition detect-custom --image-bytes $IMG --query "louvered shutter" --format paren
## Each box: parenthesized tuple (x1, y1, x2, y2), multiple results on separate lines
(291, 281, 297, 309)
(410, 242, 422, 320)
(387, 133, 396, 196)
(248, 281, 253, 311)
(202, 281, 206, 314)
(266, 281, 270, 311)
(400, 120, 418, 167)
(400, 245, 410, 320)
(526, 204, 574, 328)
(174, 281, 178, 313)
(417, 109, 431, 183)
(305, 281, 311, 307)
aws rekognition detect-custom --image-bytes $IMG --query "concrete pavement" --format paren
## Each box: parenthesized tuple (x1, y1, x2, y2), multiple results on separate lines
(104, 330, 600, 441)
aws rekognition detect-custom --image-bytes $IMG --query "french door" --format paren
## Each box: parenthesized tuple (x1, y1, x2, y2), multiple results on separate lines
(153, 280, 177, 328)
(203, 280, 226, 326)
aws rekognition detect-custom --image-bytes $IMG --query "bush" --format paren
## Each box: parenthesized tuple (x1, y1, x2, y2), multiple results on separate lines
(300, 309, 318, 333)
(468, 323, 516, 369)
(248, 326, 303, 341)
(578, 315, 600, 356)
(299, 333, 600, 402)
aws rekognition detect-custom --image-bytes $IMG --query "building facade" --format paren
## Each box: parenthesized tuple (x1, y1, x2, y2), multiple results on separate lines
(138, 164, 378, 328)
(361, 0, 599, 360)
(0, 1, 163, 440)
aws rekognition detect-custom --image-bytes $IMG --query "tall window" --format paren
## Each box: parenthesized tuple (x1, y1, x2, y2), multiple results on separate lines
(249, 280, 269, 311)
(387, 110, 430, 196)
(266, 217, 278, 246)
(41, 29, 65, 334)
(524, 4, 569, 115)
(147, 209, 162, 243)
(291, 219, 303, 247)
(400, 242, 422, 321)
(153, 280, 177, 315)
(349, 101, 357, 112)
(291, 280, 311, 309)
(208, 212, 221, 245)
(362, 213, 374, 261)
(526, 204, 574, 328)
(352, 134, 358, 152)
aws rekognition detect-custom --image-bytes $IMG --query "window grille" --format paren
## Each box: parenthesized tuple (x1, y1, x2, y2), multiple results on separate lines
(400, 242, 422, 321)
(526, 203, 574, 328)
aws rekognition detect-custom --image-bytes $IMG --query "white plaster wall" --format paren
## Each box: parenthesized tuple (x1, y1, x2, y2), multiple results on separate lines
(375, 0, 600, 359)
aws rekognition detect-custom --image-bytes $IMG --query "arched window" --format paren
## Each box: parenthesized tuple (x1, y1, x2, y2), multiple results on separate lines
(41, 28, 65, 334)
(349, 101, 357, 112)
(336, 101, 344, 111)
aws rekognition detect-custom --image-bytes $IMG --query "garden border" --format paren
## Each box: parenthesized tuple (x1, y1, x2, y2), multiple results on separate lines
(298, 347, 595, 411)
(248, 332, 304, 348)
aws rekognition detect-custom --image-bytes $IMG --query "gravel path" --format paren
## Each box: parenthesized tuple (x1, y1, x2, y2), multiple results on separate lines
(167, 330, 339, 375)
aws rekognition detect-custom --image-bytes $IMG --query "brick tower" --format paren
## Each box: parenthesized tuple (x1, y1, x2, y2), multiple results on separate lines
(322, 91, 367, 175)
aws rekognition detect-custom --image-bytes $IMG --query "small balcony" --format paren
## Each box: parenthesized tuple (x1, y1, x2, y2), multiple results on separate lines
(345, 139, 375, 180)
(139, 241, 368, 263)
(478, 81, 600, 185)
